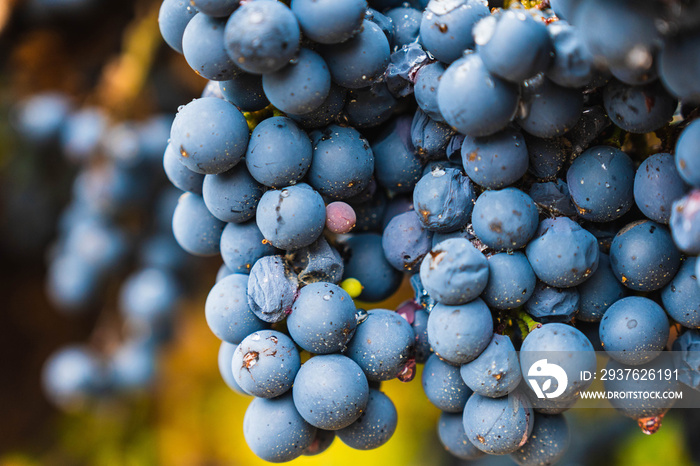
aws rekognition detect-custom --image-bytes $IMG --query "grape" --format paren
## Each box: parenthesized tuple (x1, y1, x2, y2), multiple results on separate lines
(247, 255, 299, 324)
(119, 268, 180, 328)
(525, 217, 600, 288)
(223, 1, 300, 75)
(287, 84, 347, 130)
(414, 61, 446, 123)
(675, 120, 700, 188)
(419, 238, 488, 305)
(546, 21, 593, 88)
(372, 115, 424, 193)
(382, 195, 413, 230)
(437, 411, 484, 460)
(529, 180, 578, 217)
(13, 92, 72, 143)
(460, 126, 528, 189)
(202, 164, 264, 224)
(218, 74, 269, 112)
(386, 6, 421, 49)
(422, 353, 472, 413)
(520, 323, 596, 401)
(292, 354, 369, 430)
(342, 233, 402, 302)
(182, 14, 240, 81)
(472, 188, 539, 251)
(326, 202, 356, 234)
(603, 80, 678, 134)
(600, 296, 670, 366)
(286, 237, 345, 285)
(344, 309, 414, 382)
(566, 145, 635, 222)
(162, 143, 204, 195)
(517, 76, 583, 138)
(462, 392, 534, 455)
(670, 190, 700, 255)
(42, 345, 104, 409)
(410, 109, 454, 160)
(438, 52, 520, 137)
(672, 330, 700, 390)
(419, 0, 489, 64)
(576, 253, 627, 322)
(475, 9, 553, 83)
(412, 309, 431, 364)
(460, 334, 522, 399)
(349, 192, 387, 232)
(287, 282, 357, 354)
(62, 217, 129, 273)
(481, 252, 536, 310)
(219, 221, 278, 274)
(321, 20, 390, 89)
(218, 342, 247, 395)
(365, 8, 394, 44)
(60, 107, 107, 163)
(109, 338, 157, 392)
(524, 283, 579, 324)
(243, 393, 316, 463)
(510, 413, 570, 466)
(344, 82, 397, 129)
(170, 97, 249, 175)
(308, 125, 374, 199)
(172, 192, 225, 256)
(382, 210, 433, 272)
(216, 263, 234, 283)
(232, 330, 301, 398)
(303, 429, 335, 456)
(255, 183, 326, 250)
(659, 30, 700, 102)
(262, 48, 332, 115)
(427, 299, 493, 365)
(634, 153, 689, 224)
(661, 257, 700, 329)
(609, 220, 681, 291)
(140, 234, 189, 272)
(158, 0, 197, 54)
(336, 389, 398, 450)
(526, 135, 568, 181)
(413, 167, 475, 233)
(291, 0, 367, 45)
(205, 273, 268, 344)
(190, 0, 236, 18)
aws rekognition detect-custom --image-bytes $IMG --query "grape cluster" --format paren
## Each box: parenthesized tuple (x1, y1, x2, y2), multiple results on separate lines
(158, 0, 700, 463)
(13, 93, 192, 408)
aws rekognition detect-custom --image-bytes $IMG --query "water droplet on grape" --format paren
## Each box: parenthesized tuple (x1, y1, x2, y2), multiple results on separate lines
(397, 359, 416, 382)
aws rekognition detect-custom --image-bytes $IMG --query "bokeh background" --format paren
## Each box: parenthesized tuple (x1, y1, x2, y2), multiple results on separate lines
(0, 0, 699, 465)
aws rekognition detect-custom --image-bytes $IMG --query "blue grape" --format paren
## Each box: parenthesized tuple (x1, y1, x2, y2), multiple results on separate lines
(670, 190, 700, 255)
(169, 97, 249, 175)
(109, 339, 156, 392)
(342, 233, 402, 302)
(386, 6, 421, 49)
(659, 30, 700, 102)
(634, 153, 689, 224)
(609, 220, 681, 291)
(672, 329, 700, 390)
(520, 323, 596, 401)
(675, 120, 700, 187)
(419, 238, 488, 305)
(481, 252, 536, 310)
(243, 393, 316, 462)
(510, 413, 570, 466)
(382, 194, 413, 230)
(172, 192, 225, 256)
(292, 354, 369, 429)
(245, 117, 311, 188)
(287, 84, 346, 130)
(526, 135, 568, 181)
(365, 8, 394, 44)
(59, 107, 107, 163)
(62, 217, 128, 273)
(216, 263, 234, 283)
(413, 167, 475, 233)
(291, 0, 366, 45)
(255, 183, 326, 250)
(13, 92, 72, 143)
(163, 143, 204, 194)
(524, 282, 579, 324)
(218, 341, 246, 395)
(119, 268, 180, 327)
(202, 164, 264, 223)
(287, 282, 357, 354)
(549, 0, 579, 22)
(475, 9, 553, 83)
(437, 412, 484, 461)
(191, 0, 236, 18)
(600, 296, 670, 365)
(182, 14, 240, 81)
(577, 320, 604, 352)
(603, 80, 677, 134)
(220, 221, 278, 274)
(410, 109, 454, 160)
(460, 126, 529, 189)
(336, 389, 398, 450)
(438, 53, 520, 137)
(545, 21, 593, 88)
(372, 115, 424, 193)
(303, 429, 335, 456)
(308, 125, 374, 199)
(460, 334, 522, 398)
(218, 74, 269, 112)
(262, 48, 332, 114)
(422, 353, 472, 412)
(529, 179, 577, 217)
(525, 216, 600, 288)
(382, 210, 433, 272)
(419, 0, 489, 64)
(223, 0, 300, 74)
(247, 255, 299, 323)
(42, 345, 104, 409)
(158, 0, 197, 54)
(661, 257, 700, 329)
(427, 299, 493, 365)
(412, 309, 431, 363)
(348, 191, 387, 232)
(566, 145, 635, 222)
(517, 76, 583, 138)
(321, 20, 390, 89)
(140, 234, 189, 272)
(576, 253, 627, 322)
(286, 237, 344, 285)
(232, 330, 301, 398)
(205, 273, 268, 343)
(343, 82, 397, 129)
(463, 392, 534, 455)
(472, 188, 539, 251)
(414, 61, 446, 122)
(344, 309, 414, 382)
(46, 258, 99, 313)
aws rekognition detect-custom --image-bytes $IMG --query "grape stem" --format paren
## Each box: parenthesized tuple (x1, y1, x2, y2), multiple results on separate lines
(517, 311, 541, 336)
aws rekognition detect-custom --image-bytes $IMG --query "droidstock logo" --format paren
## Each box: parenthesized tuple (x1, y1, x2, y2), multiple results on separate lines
(527, 359, 568, 399)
